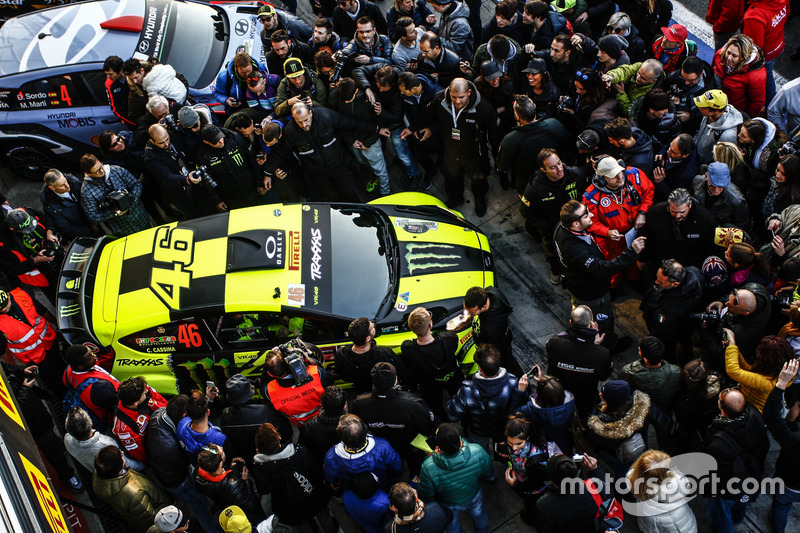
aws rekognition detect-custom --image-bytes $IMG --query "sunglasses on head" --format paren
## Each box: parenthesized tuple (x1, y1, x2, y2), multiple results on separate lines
(202, 445, 219, 454)
(575, 70, 590, 81)
(731, 288, 739, 307)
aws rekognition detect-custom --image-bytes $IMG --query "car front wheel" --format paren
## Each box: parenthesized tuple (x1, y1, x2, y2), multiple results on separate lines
(4, 143, 55, 181)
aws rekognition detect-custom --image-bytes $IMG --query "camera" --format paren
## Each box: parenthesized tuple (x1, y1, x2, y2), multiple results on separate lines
(556, 96, 573, 112)
(771, 291, 796, 307)
(285, 352, 312, 386)
(689, 309, 721, 325)
(161, 114, 179, 132)
(40, 238, 60, 257)
(195, 165, 218, 189)
(778, 140, 800, 159)
(99, 189, 135, 212)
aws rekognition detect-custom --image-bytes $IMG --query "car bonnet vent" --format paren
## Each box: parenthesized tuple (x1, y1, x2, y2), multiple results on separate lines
(227, 230, 286, 273)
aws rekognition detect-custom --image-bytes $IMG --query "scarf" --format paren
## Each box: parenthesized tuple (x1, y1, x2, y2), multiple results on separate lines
(730, 265, 752, 287)
(394, 500, 425, 526)
(509, 441, 532, 481)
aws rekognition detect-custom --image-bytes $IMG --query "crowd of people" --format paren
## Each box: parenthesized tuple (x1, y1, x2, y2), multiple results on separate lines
(3, 0, 800, 531)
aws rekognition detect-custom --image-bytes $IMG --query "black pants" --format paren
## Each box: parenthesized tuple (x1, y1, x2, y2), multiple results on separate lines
(441, 153, 488, 204)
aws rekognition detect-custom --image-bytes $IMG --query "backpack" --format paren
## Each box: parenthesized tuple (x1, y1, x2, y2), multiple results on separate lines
(615, 431, 646, 465)
(62, 377, 107, 431)
(584, 478, 623, 532)
(711, 430, 766, 482)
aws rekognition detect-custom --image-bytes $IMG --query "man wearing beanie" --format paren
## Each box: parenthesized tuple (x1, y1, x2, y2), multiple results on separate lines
(418, 423, 493, 533)
(597, 34, 630, 75)
(690, 161, 751, 231)
(352, 362, 438, 477)
(535, 453, 610, 533)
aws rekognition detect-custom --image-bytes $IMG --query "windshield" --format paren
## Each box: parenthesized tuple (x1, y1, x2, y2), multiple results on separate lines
(160, 1, 227, 88)
(329, 206, 394, 318)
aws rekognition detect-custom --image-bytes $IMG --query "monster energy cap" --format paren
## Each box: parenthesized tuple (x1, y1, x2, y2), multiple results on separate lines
(0, 290, 9, 310)
(6, 209, 37, 234)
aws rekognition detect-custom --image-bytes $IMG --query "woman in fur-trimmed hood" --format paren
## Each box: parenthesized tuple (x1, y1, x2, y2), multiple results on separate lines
(585, 380, 672, 474)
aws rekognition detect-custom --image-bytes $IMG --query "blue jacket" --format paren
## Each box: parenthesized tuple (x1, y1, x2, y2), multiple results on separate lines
(176, 417, 227, 465)
(343, 489, 391, 533)
(446, 368, 527, 438)
(519, 390, 576, 454)
(212, 57, 268, 107)
(324, 435, 402, 490)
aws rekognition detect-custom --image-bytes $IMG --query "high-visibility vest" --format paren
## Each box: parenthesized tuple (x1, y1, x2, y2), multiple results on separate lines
(63, 365, 121, 424)
(266, 365, 325, 426)
(0, 288, 55, 364)
(0, 247, 49, 287)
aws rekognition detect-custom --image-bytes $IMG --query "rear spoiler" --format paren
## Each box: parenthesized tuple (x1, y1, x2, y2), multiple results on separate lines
(56, 236, 114, 350)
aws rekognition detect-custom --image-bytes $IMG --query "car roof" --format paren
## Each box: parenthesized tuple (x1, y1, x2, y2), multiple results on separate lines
(0, 0, 142, 77)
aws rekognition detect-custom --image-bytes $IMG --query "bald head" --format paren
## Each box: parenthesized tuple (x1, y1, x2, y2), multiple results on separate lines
(449, 78, 471, 111)
(570, 305, 593, 328)
(719, 388, 746, 418)
(292, 102, 312, 131)
(730, 289, 756, 315)
(149, 124, 170, 149)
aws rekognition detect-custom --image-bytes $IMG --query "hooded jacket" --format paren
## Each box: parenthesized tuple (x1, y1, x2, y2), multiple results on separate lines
(417, 438, 493, 506)
(519, 391, 576, 454)
(176, 417, 227, 465)
(481, 12, 528, 47)
(213, 57, 268, 107)
(435, 1, 473, 60)
(142, 64, 187, 104)
(324, 435, 403, 490)
(39, 174, 95, 240)
(629, 473, 698, 533)
(521, 165, 588, 236)
(546, 325, 612, 418)
(706, 0, 745, 34)
(743, 0, 788, 63)
(705, 404, 769, 499)
(620, 360, 682, 412)
(274, 70, 328, 117)
(742, 116, 778, 181)
(694, 104, 744, 164)
(586, 390, 672, 457)
(606, 62, 663, 118)
(446, 368, 527, 437)
(713, 47, 767, 119)
(691, 175, 751, 231)
(93, 469, 171, 533)
(529, 10, 569, 53)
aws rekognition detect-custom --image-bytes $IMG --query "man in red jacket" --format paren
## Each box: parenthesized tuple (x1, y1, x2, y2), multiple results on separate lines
(112, 377, 167, 464)
(743, 0, 788, 105)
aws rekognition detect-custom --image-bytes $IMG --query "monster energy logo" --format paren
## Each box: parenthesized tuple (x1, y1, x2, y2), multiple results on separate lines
(69, 251, 90, 263)
(404, 244, 460, 275)
(231, 152, 244, 166)
(60, 303, 80, 318)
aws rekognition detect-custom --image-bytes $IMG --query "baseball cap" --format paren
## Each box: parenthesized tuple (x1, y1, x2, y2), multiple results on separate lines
(177, 106, 200, 129)
(694, 89, 727, 110)
(661, 24, 688, 44)
(595, 156, 625, 179)
(0, 290, 9, 310)
(6, 209, 37, 234)
(370, 362, 397, 393)
(247, 70, 265, 88)
(522, 58, 547, 74)
(257, 4, 276, 18)
(154, 506, 183, 532)
(480, 60, 502, 82)
(283, 58, 305, 79)
(219, 506, 251, 533)
(201, 124, 224, 144)
(706, 161, 731, 188)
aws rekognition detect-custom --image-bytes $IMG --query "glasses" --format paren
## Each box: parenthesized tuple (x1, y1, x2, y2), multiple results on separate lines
(731, 289, 739, 307)
(259, 15, 274, 22)
(575, 70, 590, 81)
(201, 445, 219, 454)
(87, 166, 104, 177)
(606, 26, 623, 33)
(111, 137, 122, 147)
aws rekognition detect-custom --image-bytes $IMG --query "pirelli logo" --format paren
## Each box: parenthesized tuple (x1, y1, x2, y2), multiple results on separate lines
(288, 231, 300, 271)
(20, 454, 69, 533)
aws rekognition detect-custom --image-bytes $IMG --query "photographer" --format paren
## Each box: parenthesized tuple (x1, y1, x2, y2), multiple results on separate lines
(0, 208, 63, 299)
(194, 443, 264, 524)
(79, 154, 151, 237)
(701, 284, 771, 369)
(723, 330, 793, 413)
(261, 343, 335, 426)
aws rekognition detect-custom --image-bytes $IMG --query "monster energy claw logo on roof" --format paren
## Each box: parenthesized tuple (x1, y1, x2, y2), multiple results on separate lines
(60, 303, 80, 318)
(69, 251, 90, 263)
(405, 244, 460, 275)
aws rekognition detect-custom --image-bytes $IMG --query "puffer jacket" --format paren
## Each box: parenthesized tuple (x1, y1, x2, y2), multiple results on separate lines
(586, 390, 672, 461)
(418, 438, 492, 506)
(713, 46, 766, 119)
(93, 470, 171, 533)
(519, 391, 576, 454)
(142, 64, 187, 104)
(741, 116, 779, 184)
(694, 105, 744, 164)
(144, 407, 191, 489)
(445, 368, 527, 438)
(323, 435, 402, 490)
(176, 417, 227, 465)
(690, 176, 752, 231)
(435, 0, 473, 60)
(194, 466, 264, 522)
(628, 473, 698, 533)
(706, 0, 744, 33)
(619, 360, 682, 412)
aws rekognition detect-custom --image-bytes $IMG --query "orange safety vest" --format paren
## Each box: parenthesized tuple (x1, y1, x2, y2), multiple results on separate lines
(0, 288, 56, 364)
(1, 248, 49, 287)
(266, 365, 325, 426)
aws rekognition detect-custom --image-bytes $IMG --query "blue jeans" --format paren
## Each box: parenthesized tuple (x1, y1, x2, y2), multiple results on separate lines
(351, 139, 391, 195)
(765, 58, 778, 107)
(390, 127, 420, 181)
(771, 486, 800, 533)
(445, 488, 490, 533)
(706, 496, 749, 533)
(166, 473, 223, 533)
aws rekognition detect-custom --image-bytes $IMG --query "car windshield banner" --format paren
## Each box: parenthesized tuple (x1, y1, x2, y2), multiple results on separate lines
(301, 205, 332, 313)
(133, 0, 172, 61)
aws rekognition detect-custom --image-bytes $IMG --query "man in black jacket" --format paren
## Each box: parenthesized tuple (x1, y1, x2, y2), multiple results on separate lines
(546, 305, 613, 419)
(220, 374, 292, 469)
(554, 199, 646, 346)
(334, 317, 409, 395)
(704, 388, 769, 532)
(264, 102, 388, 201)
(413, 78, 499, 216)
(333, 0, 388, 42)
(520, 147, 587, 282)
(145, 395, 220, 533)
(704, 284, 771, 367)
(299, 385, 347, 465)
(40, 169, 97, 240)
(352, 362, 437, 476)
(196, 124, 264, 211)
(194, 444, 264, 524)
(416, 32, 463, 88)
(463, 285, 522, 377)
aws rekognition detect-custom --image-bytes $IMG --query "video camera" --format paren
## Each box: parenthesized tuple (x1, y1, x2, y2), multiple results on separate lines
(99, 189, 135, 212)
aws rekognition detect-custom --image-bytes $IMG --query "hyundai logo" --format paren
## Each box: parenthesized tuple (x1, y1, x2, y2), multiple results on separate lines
(235, 19, 249, 36)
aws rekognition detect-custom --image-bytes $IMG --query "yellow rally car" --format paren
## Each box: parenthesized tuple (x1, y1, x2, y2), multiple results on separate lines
(56, 193, 494, 395)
